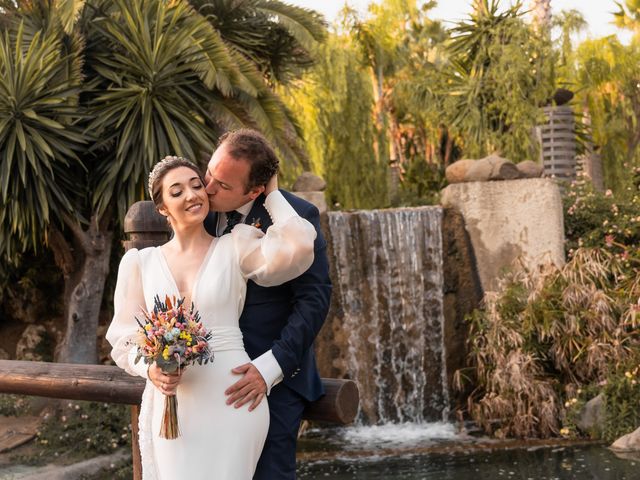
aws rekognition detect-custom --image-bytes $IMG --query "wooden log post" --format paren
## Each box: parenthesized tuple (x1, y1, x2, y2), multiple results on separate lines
(123, 201, 170, 480)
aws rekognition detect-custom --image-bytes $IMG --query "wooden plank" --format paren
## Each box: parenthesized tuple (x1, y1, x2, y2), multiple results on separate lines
(541, 136, 575, 141)
(540, 134, 576, 140)
(0, 415, 40, 453)
(542, 142, 575, 146)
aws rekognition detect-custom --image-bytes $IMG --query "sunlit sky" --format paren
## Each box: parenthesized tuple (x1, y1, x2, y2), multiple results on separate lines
(289, 0, 632, 42)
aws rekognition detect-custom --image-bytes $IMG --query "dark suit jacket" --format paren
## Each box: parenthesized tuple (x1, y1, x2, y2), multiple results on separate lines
(204, 190, 331, 402)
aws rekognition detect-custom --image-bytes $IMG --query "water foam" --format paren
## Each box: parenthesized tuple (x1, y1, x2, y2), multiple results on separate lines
(341, 422, 460, 447)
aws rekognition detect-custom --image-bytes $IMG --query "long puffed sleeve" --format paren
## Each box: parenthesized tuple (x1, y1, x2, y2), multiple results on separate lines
(231, 191, 316, 287)
(105, 248, 149, 379)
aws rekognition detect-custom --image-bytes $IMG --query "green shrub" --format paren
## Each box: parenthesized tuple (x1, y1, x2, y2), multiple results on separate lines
(0, 394, 32, 416)
(14, 401, 132, 465)
(563, 169, 640, 255)
(562, 362, 640, 442)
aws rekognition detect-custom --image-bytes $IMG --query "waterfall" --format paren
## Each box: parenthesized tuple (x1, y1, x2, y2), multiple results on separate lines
(327, 207, 449, 425)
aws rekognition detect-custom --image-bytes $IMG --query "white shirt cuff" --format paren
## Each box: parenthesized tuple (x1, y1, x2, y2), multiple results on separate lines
(264, 191, 298, 224)
(129, 346, 150, 379)
(252, 350, 284, 395)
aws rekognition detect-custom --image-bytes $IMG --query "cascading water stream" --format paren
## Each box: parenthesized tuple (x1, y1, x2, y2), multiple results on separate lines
(327, 207, 449, 426)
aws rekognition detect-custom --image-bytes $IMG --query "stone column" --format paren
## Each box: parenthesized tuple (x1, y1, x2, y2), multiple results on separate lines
(441, 178, 565, 293)
(577, 153, 604, 192)
(540, 105, 577, 182)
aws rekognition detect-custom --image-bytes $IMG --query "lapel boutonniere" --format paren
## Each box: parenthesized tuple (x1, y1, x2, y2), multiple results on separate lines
(250, 217, 262, 229)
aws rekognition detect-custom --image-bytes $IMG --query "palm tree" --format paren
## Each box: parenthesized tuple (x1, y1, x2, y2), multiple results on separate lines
(552, 9, 587, 79)
(614, 0, 640, 33)
(446, 0, 554, 160)
(0, 0, 325, 363)
(189, 0, 326, 85)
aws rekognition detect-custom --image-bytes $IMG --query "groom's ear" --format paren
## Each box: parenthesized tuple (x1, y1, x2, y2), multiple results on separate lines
(247, 184, 265, 201)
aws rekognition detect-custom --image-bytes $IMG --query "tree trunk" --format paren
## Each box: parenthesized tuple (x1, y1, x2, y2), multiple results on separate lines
(53, 217, 113, 364)
(444, 131, 454, 167)
(530, 0, 552, 32)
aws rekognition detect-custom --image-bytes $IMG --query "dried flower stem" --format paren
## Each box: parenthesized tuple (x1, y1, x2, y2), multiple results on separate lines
(160, 395, 180, 439)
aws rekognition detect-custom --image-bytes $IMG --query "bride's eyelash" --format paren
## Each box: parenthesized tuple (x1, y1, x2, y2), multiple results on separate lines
(170, 182, 202, 197)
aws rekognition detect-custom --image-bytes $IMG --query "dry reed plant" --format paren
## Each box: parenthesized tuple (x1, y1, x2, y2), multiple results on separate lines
(456, 248, 640, 439)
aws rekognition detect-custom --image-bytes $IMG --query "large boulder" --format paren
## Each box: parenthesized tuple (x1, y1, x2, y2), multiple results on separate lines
(487, 155, 520, 181)
(292, 172, 326, 192)
(446, 159, 476, 184)
(292, 191, 327, 215)
(611, 426, 640, 452)
(441, 208, 483, 409)
(464, 154, 519, 182)
(576, 393, 606, 436)
(441, 178, 565, 292)
(517, 160, 544, 179)
(464, 157, 493, 182)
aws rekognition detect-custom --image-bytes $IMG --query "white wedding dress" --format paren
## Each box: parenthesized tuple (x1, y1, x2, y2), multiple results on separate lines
(106, 192, 316, 480)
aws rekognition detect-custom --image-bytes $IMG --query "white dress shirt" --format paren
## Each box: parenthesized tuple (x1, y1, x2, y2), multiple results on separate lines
(216, 197, 284, 394)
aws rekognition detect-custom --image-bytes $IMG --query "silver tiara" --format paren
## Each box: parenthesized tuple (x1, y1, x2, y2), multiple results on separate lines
(147, 155, 189, 199)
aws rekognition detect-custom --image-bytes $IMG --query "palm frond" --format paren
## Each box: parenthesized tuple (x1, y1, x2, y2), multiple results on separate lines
(0, 22, 86, 261)
(86, 0, 303, 216)
(254, 0, 326, 51)
(57, 0, 86, 34)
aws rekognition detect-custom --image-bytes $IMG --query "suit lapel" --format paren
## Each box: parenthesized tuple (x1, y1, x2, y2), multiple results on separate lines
(245, 193, 270, 232)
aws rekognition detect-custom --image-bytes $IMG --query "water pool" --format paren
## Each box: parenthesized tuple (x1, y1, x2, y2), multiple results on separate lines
(296, 424, 637, 479)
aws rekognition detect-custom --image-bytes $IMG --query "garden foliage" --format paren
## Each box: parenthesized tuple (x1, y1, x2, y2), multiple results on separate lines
(457, 174, 640, 440)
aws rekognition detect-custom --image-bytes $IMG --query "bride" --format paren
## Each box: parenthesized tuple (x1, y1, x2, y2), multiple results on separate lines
(106, 156, 315, 479)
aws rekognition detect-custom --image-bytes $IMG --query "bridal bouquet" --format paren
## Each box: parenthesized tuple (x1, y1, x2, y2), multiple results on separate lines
(133, 295, 214, 439)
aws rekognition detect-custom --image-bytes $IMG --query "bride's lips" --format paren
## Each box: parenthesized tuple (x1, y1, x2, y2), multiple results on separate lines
(185, 203, 203, 213)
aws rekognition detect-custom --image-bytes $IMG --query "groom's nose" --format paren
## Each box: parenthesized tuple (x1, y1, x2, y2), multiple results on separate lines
(205, 178, 217, 194)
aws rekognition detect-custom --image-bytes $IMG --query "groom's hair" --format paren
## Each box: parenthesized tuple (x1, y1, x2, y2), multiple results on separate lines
(217, 129, 279, 192)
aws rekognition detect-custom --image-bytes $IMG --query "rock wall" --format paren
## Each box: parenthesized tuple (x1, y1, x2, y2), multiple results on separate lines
(441, 209, 483, 407)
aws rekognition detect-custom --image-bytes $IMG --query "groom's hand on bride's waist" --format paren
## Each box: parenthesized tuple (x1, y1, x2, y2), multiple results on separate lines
(225, 363, 267, 412)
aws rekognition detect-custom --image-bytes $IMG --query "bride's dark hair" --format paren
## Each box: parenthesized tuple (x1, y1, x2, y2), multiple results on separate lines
(148, 156, 204, 208)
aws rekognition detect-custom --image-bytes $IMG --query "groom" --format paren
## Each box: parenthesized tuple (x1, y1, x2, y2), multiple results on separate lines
(203, 129, 332, 479)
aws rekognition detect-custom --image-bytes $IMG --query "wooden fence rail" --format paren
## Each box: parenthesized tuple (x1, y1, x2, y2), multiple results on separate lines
(0, 360, 359, 424)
